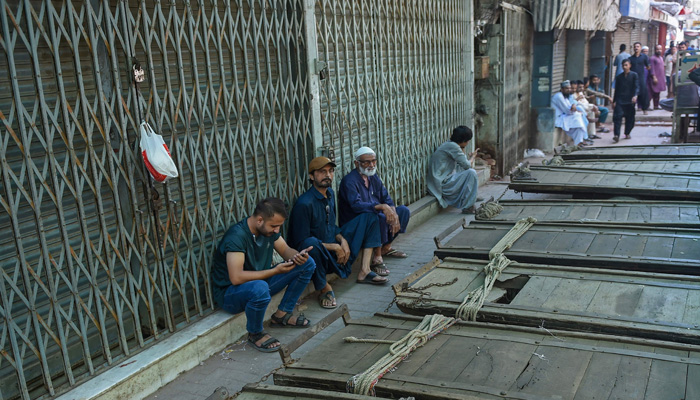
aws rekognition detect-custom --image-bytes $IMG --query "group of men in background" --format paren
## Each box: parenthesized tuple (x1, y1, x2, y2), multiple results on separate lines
(555, 40, 688, 145)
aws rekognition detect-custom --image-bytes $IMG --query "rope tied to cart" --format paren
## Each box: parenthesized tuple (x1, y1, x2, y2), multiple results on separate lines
(345, 314, 457, 396)
(343, 218, 535, 396)
(456, 217, 537, 321)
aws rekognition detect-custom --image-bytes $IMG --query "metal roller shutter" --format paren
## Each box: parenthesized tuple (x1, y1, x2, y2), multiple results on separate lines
(0, 1, 313, 399)
(315, 0, 474, 205)
(502, 8, 534, 175)
(552, 29, 568, 96)
(584, 33, 591, 78)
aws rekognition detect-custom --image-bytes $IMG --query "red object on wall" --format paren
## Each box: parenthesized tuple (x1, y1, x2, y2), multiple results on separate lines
(659, 23, 667, 49)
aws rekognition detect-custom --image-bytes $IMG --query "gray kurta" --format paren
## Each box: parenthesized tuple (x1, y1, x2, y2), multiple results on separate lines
(427, 141, 479, 209)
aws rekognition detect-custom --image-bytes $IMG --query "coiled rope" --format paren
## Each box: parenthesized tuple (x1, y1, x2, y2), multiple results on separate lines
(475, 200, 504, 220)
(542, 155, 565, 166)
(345, 314, 456, 396)
(456, 217, 537, 321)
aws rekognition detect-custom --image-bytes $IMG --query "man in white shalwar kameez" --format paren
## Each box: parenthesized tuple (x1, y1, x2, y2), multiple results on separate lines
(551, 80, 587, 147)
(427, 126, 480, 214)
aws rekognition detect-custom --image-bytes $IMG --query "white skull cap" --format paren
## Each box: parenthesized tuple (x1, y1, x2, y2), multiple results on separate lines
(354, 146, 376, 159)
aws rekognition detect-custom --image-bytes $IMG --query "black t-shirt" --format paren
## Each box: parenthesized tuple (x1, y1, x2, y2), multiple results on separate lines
(210, 218, 281, 306)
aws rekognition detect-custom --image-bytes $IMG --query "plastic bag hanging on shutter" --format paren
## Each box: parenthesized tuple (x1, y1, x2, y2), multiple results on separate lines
(140, 121, 179, 182)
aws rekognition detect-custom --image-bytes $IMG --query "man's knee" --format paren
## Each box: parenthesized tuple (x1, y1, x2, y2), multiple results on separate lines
(247, 280, 272, 304)
(299, 257, 316, 275)
(301, 237, 324, 258)
(396, 205, 411, 219)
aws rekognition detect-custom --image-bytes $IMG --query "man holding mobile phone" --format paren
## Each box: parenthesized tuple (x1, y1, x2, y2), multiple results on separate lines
(210, 198, 315, 353)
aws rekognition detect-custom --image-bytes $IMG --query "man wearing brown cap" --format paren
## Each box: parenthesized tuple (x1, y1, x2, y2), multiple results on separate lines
(288, 157, 387, 309)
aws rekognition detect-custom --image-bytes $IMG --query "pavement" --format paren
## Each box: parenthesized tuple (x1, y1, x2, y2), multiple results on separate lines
(145, 110, 677, 400)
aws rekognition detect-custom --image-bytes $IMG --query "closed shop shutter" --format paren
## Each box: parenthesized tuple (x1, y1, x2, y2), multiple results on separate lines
(584, 33, 591, 78)
(613, 21, 633, 57)
(0, 1, 313, 399)
(503, 7, 534, 175)
(552, 29, 568, 96)
(315, 0, 474, 205)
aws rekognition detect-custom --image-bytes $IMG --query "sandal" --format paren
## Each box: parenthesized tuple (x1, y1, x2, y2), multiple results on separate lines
(318, 290, 337, 309)
(357, 271, 388, 285)
(370, 262, 390, 276)
(270, 312, 310, 328)
(383, 248, 408, 258)
(248, 331, 280, 353)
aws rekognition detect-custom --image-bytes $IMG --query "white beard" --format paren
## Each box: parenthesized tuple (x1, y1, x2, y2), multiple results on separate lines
(360, 166, 377, 176)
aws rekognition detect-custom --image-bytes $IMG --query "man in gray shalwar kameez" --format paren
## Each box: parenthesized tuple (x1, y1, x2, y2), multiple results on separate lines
(427, 126, 480, 214)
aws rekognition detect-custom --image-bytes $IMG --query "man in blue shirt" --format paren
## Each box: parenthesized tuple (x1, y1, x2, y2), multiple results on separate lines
(210, 198, 315, 353)
(288, 157, 386, 309)
(338, 147, 411, 269)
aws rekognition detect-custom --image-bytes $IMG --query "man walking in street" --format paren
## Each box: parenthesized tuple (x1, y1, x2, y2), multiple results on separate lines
(628, 42, 650, 114)
(551, 80, 588, 147)
(210, 198, 315, 353)
(612, 59, 639, 143)
(288, 156, 387, 309)
(648, 44, 667, 109)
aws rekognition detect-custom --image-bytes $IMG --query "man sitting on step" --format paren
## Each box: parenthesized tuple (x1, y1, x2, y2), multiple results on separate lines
(551, 80, 588, 148)
(288, 156, 387, 310)
(210, 198, 315, 353)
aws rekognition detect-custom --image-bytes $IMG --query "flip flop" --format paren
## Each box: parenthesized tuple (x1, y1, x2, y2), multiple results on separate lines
(357, 271, 388, 285)
(248, 331, 280, 353)
(384, 248, 408, 258)
(370, 263, 390, 276)
(318, 290, 337, 309)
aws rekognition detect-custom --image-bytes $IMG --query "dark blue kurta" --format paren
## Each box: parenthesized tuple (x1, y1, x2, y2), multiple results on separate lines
(338, 169, 410, 245)
(288, 186, 381, 289)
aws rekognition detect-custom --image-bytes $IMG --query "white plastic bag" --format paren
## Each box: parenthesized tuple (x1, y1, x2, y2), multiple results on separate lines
(140, 121, 178, 182)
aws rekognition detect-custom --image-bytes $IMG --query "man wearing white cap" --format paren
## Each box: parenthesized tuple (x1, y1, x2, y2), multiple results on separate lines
(338, 146, 411, 277)
(288, 156, 387, 308)
(551, 80, 587, 147)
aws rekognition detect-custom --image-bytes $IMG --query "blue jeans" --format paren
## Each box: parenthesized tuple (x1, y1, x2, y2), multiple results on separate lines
(221, 259, 315, 334)
(598, 106, 609, 123)
(301, 212, 381, 290)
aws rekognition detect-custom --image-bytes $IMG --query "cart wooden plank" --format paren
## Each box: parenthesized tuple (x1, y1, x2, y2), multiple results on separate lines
(556, 158, 700, 175)
(237, 384, 381, 399)
(394, 258, 700, 344)
(559, 144, 700, 160)
(435, 222, 700, 274)
(275, 314, 700, 400)
(509, 167, 700, 200)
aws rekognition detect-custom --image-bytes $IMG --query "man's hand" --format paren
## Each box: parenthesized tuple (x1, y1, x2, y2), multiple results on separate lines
(381, 204, 400, 235)
(653, 76, 658, 84)
(289, 246, 313, 266)
(383, 204, 399, 226)
(274, 260, 295, 274)
(570, 104, 577, 112)
(468, 148, 480, 164)
(612, 102, 616, 109)
(338, 239, 351, 264)
(632, 96, 637, 104)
